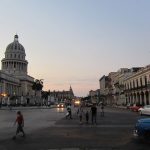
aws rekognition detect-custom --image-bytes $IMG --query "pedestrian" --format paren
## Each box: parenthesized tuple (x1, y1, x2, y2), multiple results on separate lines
(12, 111, 25, 139)
(66, 105, 72, 119)
(85, 110, 89, 124)
(101, 102, 104, 117)
(77, 105, 84, 124)
(90, 103, 97, 124)
(7, 98, 12, 110)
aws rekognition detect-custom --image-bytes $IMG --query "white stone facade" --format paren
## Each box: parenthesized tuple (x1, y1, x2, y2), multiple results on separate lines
(124, 65, 150, 106)
(0, 35, 35, 105)
(99, 67, 143, 105)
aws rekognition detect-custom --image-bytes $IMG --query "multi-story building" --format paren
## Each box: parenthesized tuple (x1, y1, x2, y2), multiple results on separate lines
(124, 65, 150, 106)
(49, 86, 74, 102)
(0, 35, 35, 105)
(99, 68, 142, 105)
(99, 75, 111, 104)
(89, 89, 100, 103)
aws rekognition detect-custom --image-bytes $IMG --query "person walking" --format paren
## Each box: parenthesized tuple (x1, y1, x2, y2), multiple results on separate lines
(101, 102, 104, 117)
(77, 105, 84, 124)
(91, 104, 97, 124)
(12, 111, 25, 139)
(66, 105, 72, 119)
(85, 110, 89, 124)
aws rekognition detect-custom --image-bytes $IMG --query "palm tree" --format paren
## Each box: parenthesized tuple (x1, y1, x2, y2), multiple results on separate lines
(32, 79, 43, 100)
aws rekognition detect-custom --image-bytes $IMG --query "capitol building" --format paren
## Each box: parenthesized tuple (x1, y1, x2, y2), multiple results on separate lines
(0, 35, 35, 105)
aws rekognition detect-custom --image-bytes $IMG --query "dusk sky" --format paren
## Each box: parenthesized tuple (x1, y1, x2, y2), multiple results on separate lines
(0, 0, 150, 97)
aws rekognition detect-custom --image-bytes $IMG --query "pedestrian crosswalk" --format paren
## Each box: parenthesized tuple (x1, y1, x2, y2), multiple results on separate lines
(47, 148, 117, 150)
(50, 124, 133, 128)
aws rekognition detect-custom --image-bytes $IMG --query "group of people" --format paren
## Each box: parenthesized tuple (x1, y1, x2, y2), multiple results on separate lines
(66, 102, 105, 125)
(77, 104, 98, 124)
(12, 102, 104, 140)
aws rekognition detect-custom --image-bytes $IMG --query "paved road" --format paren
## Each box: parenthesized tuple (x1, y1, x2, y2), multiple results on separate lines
(0, 106, 150, 150)
(0, 107, 69, 140)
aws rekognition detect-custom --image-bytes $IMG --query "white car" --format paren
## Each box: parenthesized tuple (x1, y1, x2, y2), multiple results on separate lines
(139, 105, 150, 115)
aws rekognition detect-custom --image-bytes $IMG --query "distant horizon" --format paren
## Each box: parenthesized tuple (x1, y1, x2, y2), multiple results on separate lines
(0, 0, 150, 97)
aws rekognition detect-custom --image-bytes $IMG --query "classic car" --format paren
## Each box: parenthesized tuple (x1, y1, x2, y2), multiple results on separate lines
(134, 118, 150, 139)
(139, 105, 150, 115)
(129, 104, 142, 112)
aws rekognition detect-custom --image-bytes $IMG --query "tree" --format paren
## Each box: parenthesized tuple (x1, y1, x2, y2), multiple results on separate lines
(32, 79, 43, 96)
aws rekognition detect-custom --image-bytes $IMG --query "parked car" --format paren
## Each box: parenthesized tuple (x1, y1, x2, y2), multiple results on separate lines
(134, 118, 150, 140)
(129, 104, 142, 112)
(139, 105, 150, 115)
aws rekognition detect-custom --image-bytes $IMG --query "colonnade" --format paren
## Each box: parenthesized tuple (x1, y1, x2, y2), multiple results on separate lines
(1, 81, 20, 96)
(126, 90, 150, 106)
(2, 61, 27, 72)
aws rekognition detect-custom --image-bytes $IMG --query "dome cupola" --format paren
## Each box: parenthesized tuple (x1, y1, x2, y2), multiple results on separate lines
(6, 34, 25, 55)
(1, 35, 28, 75)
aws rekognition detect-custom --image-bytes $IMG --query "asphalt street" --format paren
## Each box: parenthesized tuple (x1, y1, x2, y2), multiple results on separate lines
(0, 106, 150, 150)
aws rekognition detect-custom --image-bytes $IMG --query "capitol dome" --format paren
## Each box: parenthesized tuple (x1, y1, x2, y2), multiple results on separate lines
(5, 34, 25, 55)
(1, 35, 28, 75)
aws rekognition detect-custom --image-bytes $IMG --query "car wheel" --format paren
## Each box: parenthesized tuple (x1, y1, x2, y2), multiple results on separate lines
(144, 131, 150, 141)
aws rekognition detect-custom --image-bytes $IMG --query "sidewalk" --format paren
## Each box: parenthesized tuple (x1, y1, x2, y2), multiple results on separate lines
(0, 105, 55, 110)
(107, 105, 127, 109)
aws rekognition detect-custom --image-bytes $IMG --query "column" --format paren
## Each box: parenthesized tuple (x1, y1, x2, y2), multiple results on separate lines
(2, 81, 6, 93)
(139, 94, 142, 105)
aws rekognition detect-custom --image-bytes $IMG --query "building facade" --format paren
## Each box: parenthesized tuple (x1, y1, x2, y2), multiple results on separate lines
(89, 89, 100, 103)
(99, 67, 143, 105)
(124, 65, 150, 106)
(99, 75, 111, 104)
(0, 35, 35, 105)
(49, 86, 74, 103)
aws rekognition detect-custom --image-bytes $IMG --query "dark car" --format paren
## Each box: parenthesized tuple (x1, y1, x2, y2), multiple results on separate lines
(134, 118, 150, 140)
